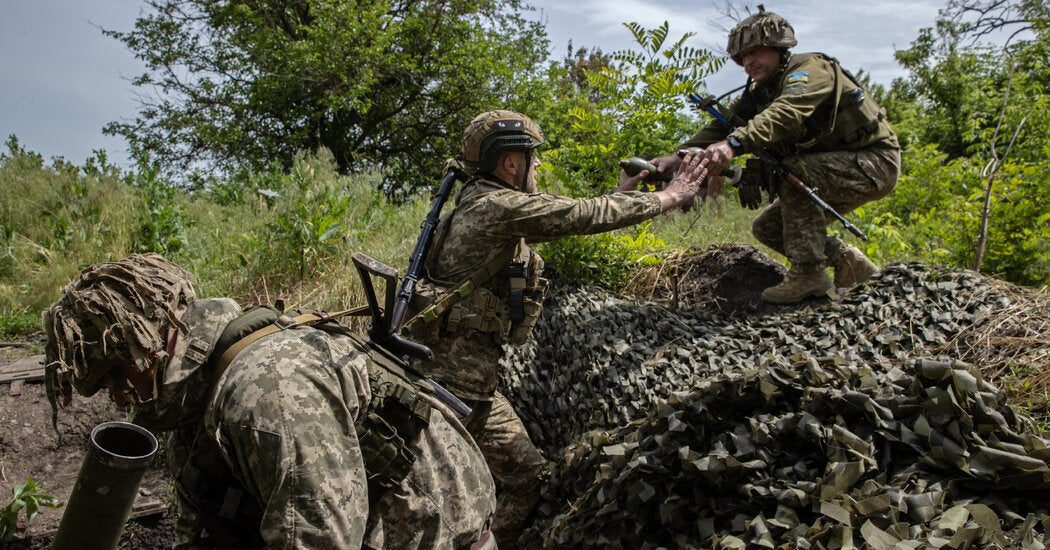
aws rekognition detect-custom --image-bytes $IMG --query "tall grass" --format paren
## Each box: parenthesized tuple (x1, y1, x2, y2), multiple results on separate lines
(0, 142, 429, 325)
(4, 137, 918, 330)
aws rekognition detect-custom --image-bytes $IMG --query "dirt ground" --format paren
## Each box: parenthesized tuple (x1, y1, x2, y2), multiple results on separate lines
(0, 342, 177, 548)
(625, 243, 808, 315)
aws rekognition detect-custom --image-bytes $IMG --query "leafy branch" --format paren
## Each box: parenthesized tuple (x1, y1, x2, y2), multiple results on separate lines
(0, 478, 62, 542)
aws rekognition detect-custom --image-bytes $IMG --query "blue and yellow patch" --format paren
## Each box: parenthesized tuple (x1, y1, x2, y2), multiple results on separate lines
(786, 70, 809, 84)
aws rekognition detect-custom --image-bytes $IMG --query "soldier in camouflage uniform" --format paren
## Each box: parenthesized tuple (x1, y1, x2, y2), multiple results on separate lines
(653, 5, 900, 304)
(402, 110, 711, 544)
(43, 254, 497, 549)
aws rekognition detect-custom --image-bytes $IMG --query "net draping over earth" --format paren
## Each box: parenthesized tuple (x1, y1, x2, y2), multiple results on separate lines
(500, 259, 1049, 548)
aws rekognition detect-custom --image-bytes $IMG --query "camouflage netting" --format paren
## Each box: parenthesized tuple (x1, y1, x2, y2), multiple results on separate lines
(500, 260, 1050, 547)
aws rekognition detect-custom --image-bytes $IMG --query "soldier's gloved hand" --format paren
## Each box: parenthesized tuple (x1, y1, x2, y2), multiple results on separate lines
(738, 175, 763, 210)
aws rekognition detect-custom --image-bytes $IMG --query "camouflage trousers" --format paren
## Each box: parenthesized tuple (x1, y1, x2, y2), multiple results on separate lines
(751, 147, 900, 271)
(463, 391, 547, 548)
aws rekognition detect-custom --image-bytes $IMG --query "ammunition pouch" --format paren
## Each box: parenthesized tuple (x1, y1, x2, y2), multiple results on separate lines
(507, 282, 547, 346)
(827, 86, 886, 146)
(790, 53, 891, 152)
(354, 347, 432, 493)
(404, 240, 547, 347)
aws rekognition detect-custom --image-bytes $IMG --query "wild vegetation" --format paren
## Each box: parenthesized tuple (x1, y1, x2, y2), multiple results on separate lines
(1, 0, 1046, 329)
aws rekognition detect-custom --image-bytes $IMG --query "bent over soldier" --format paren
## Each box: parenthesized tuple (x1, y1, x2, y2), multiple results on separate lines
(402, 109, 710, 544)
(43, 254, 496, 549)
(653, 6, 900, 304)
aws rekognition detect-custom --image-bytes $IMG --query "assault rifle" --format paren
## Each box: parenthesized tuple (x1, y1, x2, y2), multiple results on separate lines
(352, 166, 462, 360)
(685, 92, 868, 240)
(352, 164, 472, 417)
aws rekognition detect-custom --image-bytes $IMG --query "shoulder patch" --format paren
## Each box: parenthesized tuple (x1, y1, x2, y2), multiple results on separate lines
(786, 70, 809, 84)
(783, 82, 808, 96)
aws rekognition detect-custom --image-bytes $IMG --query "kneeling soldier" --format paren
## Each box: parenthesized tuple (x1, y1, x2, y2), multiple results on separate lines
(44, 254, 497, 548)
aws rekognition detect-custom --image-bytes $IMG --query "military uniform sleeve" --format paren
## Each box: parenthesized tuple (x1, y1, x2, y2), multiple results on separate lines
(730, 56, 836, 153)
(680, 96, 746, 148)
(479, 190, 662, 242)
(212, 332, 371, 548)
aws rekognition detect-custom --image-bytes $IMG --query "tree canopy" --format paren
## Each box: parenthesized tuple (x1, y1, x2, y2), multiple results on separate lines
(105, 0, 548, 191)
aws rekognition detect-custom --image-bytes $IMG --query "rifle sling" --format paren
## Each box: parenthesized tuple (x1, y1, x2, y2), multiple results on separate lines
(211, 305, 371, 384)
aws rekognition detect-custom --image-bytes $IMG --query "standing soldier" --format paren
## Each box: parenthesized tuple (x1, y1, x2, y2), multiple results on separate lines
(44, 254, 497, 548)
(402, 110, 710, 544)
(651, 5, 900, 303)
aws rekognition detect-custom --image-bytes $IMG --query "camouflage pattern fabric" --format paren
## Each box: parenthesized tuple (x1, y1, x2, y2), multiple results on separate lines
(682, 53, 898, 155)
(405, 175, 663, 544)
(463, 392, 548, 546)
(164, 299, 496, 548)
(411, 175, 662, 401)
(751, 147, 900, 271)
(43, 253, 195, 409)
(680, 52, 900, 272)
(500, 264, 1050, 546)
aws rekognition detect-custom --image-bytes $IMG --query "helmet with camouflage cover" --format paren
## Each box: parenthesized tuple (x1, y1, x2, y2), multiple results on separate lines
(43, 254, 195, 410)
(460, 110, 545, 175)
(726, 5, 797, 65)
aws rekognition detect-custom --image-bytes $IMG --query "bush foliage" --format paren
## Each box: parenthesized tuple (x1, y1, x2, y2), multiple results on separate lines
(1, 3, 1047, 324)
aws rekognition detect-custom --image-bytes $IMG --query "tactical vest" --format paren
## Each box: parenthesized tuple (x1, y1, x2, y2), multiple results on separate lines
(402, 196, 548, 347)
(744, 52, 897, 154)
(175, 307, 432, 547)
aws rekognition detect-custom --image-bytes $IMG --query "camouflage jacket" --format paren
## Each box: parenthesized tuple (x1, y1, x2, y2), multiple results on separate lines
(405, 175, 663, 401)
(683, 52, 898, 155)
(152, 299, 495, 548)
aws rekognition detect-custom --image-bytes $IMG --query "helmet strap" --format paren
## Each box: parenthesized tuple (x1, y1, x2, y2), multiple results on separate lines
(520, 150, 533, 191)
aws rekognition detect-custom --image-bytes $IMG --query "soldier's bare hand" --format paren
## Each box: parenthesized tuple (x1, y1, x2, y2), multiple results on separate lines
(615, 168, 648, 193)
(703, 140, 735, 176)
(651, 154, 682, 175)
(658, 152, 709, 211)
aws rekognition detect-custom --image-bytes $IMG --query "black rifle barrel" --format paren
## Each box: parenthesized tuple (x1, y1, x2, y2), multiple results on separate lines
(388, 167, 461, 334)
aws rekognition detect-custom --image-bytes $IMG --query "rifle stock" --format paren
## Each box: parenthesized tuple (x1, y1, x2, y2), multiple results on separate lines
(354, 167, 463, 360)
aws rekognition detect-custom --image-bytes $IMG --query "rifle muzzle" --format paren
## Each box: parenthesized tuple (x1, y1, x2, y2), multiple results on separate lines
(52, 422, 158, 550)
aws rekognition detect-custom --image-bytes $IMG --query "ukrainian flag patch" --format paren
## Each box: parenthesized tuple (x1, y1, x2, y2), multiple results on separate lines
(786, 70, 809, 83)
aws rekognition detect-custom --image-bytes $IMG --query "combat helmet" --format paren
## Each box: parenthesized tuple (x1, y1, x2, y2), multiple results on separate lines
(726, 4, 797, 65)
(43, 254, 195, 408)
(460, 110, 545, 175)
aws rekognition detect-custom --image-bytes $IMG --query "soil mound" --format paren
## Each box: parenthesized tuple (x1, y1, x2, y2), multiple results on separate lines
(502, 263, 1050, 547)
(625, 243, 786, 314)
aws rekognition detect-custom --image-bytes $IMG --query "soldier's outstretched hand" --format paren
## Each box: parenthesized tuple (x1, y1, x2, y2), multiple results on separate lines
(658, 151, 709, 211)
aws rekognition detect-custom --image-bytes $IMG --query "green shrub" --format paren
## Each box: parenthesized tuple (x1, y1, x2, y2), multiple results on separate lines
(130, 156, 189, 256)
(524, 22, 724, 197)
(856, 144, 1049, 286)
(540, 221, 665, 288)
(0, 313, 39, 338)
(0, 478, 61, 542)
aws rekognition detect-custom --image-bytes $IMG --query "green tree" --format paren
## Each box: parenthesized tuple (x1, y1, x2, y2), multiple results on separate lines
(524, 22, 724, 197)
(105, 0, 548, 191)
(859, 0, 1049, 285)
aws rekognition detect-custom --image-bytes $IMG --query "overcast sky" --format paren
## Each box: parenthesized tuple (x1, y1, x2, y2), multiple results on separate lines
(1, 0, 945, 168)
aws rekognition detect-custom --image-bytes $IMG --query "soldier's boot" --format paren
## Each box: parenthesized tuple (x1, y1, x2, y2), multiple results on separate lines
(761, 268, 834, 304)
(830, 245, 878, 288)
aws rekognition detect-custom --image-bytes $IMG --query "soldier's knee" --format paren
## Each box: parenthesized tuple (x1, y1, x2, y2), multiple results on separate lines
(751, 214, 779, 247)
